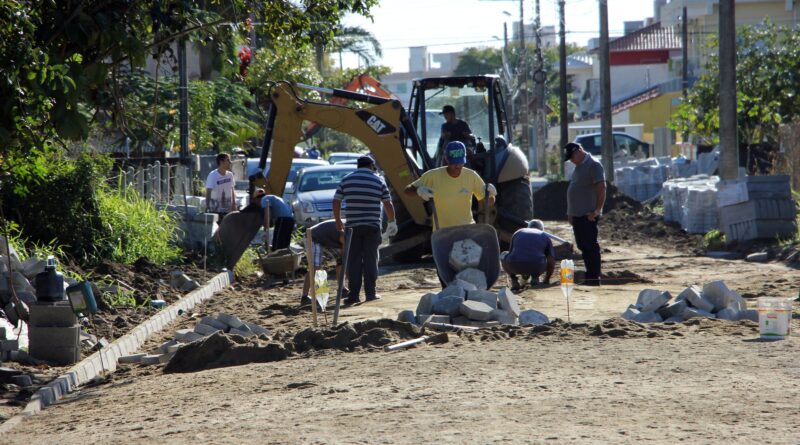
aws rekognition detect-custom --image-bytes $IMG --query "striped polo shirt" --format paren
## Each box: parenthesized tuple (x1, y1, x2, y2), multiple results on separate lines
(333, 168, 390, 228)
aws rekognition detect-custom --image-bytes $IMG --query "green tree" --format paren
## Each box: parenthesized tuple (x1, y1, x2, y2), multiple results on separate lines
(669, 20, 800, 147)
(454, 47, 503, 76)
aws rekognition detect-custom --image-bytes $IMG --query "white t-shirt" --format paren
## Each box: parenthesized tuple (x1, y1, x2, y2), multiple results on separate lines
(205, 169, 235, 213)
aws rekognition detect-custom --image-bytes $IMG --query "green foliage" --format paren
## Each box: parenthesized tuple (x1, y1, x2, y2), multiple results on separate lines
(703, 229, 726, 251)
(454, 47, 503, 76)
(246, 36, 323, 102)
(95, 186, 182, 265)
(234, 246, 260, 277)
(669, 20, 800, 146)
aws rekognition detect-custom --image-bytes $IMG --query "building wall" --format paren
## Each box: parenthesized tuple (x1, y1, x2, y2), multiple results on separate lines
(627, 91, 682, 139)
(592, 63, 671, 103)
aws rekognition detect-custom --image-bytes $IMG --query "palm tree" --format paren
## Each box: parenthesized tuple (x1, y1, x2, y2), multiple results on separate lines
(315, 25, 382, 74)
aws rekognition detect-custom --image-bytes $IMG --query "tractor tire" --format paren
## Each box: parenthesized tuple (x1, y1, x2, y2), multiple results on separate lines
(495, 176, 533, 234)
(388, 187, 431, 263)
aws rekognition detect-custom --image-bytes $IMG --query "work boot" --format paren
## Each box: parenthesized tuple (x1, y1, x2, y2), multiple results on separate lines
(510, 275, 523, 292)
(365, 294, 382, 302)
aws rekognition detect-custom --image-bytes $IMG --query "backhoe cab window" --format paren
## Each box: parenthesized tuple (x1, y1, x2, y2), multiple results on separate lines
(422, 85, 490, 162)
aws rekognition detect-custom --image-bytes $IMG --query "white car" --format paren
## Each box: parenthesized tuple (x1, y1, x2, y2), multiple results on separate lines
(327, 152, 364, 164)
(290, 164, 356, 226)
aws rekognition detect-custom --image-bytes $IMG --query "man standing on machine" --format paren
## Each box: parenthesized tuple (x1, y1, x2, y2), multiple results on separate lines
(437, 105, 473, 164)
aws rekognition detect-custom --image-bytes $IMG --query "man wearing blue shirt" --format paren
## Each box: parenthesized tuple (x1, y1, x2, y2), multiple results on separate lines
(254, 189, 295, 250)
(501, 219, 556, 291)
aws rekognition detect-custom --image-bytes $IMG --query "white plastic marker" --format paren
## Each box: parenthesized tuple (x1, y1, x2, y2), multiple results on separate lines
(560, 259, 575, 322)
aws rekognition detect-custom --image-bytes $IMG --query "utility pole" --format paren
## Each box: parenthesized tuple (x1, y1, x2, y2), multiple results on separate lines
(681, 6, 688, 144)
(178, 37, 190, 164)
(558, 0, 568, 175)
(598, 0, 614, 181)
(519, 0, 531, 167)
(533, 0, 546, 175)
(718, 0, 738, 180)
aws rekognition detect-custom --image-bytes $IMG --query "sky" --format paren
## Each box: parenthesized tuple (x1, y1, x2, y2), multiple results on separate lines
(341, 0, 656, 73)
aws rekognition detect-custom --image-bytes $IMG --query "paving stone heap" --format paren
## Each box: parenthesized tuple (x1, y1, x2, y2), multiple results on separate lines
(621, 280, 758, 324)
(119, 312, 271, 366)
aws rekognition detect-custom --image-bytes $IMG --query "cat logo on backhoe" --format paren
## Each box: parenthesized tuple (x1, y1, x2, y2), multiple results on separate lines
(356, 110, 396, 136)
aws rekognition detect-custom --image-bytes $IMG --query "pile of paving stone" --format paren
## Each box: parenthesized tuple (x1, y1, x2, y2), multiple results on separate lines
(397, 239, 549, 328)
(120, 313, 271, 366)
(622, 280, 758, 323)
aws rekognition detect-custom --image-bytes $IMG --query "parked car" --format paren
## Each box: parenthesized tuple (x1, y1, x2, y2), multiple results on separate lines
(573, 132, 651, 159)
(327, 151, 364, 164)
(290, 164, 357, 226)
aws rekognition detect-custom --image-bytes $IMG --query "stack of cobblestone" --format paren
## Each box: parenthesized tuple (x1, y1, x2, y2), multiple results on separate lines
(621, 280, 758, 323)
(119, 313, 270, 366)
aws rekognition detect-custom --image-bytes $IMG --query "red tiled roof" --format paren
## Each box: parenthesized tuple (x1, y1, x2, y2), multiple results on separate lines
(611, 87, 661, 114)
(608, 22, 681, 52)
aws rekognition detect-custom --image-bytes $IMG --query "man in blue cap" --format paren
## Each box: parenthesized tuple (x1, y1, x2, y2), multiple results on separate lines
(404, 141, 496, 229)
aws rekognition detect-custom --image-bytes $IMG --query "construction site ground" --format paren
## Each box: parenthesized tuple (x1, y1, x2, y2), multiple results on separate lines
(4, 220, 800, 444)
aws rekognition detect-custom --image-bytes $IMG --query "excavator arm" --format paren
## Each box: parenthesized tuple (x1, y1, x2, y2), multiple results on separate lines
(254, 81, 429, 226)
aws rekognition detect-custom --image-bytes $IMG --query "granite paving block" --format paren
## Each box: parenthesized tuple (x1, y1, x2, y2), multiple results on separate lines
(497, 288, 520, 317)
(460, 300, 493, 321)
(466, 290, 497, 309)
(454, 268, 487, 290)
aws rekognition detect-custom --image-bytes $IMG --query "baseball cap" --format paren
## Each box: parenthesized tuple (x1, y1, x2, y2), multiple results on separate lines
(439, 105, 455, 115)
(564, 142, 582, 161)
(445, 141, 466, 165)
(357, 155, 375, 169)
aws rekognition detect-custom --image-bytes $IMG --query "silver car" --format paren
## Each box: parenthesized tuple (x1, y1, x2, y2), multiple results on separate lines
(290, 164, 357, 226)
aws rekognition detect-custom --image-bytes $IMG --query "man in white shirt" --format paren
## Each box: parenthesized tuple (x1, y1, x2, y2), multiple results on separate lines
(205, 152, 237, 219)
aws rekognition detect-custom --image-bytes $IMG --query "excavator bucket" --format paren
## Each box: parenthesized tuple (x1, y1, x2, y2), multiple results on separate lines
(430, 223, 500, 288)
(216, 210, 263, 270)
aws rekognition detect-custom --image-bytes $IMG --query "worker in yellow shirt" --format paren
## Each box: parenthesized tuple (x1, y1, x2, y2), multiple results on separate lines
(404, 141, 496, 229)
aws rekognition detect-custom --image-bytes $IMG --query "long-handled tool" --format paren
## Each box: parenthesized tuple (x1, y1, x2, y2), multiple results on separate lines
(332, 227, 353, 327)
(430, 197, 440, 231)
(383, 332, 449, 352)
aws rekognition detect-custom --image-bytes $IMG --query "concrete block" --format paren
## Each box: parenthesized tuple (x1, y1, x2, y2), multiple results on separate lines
(194, 323, 222, 335)
(229, 328, 257, 337)
(678, 285, 715, 313)
(10, 271, 35, 294)
(632, 311, 663, 323)
(31, 346, 79, 366)
(451, 316, 469, 326)
(745, 252, 769, 263)
(199, 316, 229, 331)
(449, 239, 482, 271)
(636, 289, 665, 309)
(497, 287, 520, 317)
(166, 343, 183, 354)
(3, 302, 19, 326)
(725, 290, 746, 312)
(242, 322, 270, 336)
(466, 290, 497, 309)
(657, 300, 687, 319)
(491, 309, 518, 325)
(416, 293, 440, 316)
(180, 280, 200, 292)
(397, 310, 417, 324)
(683, 307, 716, 319)
(433, 295, 465, 317)
(455, 268, 488, 290)
(664, 315, 685, 323)
(21, 257, 46, 279)
(158, 352, 175, 364)
(519, 310, 549, 326)
(16, 291, 36, 305)
(118, 353, 146, 364)
(29, 302, 78, 327)
(453, 279, 477, 292)
(702, 281, 732, 312)
(642, 291, 672, 313)
(417, 314, 451, 325)
(11, 374, 32, 387)
(715, 306, 739, 321)
(158, 339, 179, 354)
(141, 354, 163, 365)
(460, 300, 494, 321)
(1, 339, 19, 351)
(29, 325, 80, 349)
(216, 313, 246, 330)
(621, 305, 640, 321)
(439, 285, 467, 299)
(169, 270, 192, 289)
(739, 309, 758, 322)
(175, 329, 204, 343)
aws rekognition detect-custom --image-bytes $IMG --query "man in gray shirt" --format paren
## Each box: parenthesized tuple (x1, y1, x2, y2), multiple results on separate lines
(565, 142, 606, 286)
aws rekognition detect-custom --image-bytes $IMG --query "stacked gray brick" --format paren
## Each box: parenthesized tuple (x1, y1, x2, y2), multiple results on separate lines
(621, 281, 756, 323)
(717, 175, 798, 242)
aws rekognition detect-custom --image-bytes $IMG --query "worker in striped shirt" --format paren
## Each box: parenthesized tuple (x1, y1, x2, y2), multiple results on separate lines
(333, 156, 397, 305)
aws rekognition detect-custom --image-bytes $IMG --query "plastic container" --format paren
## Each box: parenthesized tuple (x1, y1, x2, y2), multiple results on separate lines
(35, 256, 65, 301)
(560, 259, 574, 298)
(757, 297, 793, 340)
(66, 281, 98, 314)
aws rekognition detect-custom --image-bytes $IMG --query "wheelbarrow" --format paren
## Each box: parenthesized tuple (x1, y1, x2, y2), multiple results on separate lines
(258, 248, 301, 287)
(429, 198, 501, 289)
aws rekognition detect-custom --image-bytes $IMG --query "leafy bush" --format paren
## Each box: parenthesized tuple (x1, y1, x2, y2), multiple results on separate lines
(703, 229, 726, 250)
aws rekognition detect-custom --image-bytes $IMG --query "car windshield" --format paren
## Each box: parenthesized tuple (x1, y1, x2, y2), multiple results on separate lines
(297, 169, 355, 192)
(422, 84, 490, 160)
(328, 154, 360, 164)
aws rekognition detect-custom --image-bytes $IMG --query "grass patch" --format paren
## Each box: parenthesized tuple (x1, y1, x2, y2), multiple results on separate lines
(704, 229, 727, 250)
(234, 246, 261, 277)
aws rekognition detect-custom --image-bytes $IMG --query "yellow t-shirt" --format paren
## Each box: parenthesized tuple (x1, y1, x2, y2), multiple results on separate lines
(411, 166, 486, 230)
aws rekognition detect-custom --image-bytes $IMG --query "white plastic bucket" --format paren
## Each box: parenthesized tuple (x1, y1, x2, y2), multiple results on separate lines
(757, 297, 793, 340)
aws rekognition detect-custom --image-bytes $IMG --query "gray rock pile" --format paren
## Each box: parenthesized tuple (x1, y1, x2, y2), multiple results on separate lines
(621, 280, 757, 323)
(120, 313, 270, 366)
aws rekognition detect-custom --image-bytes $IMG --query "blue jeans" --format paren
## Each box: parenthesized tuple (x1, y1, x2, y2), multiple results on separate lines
(571, 215, 601, 285)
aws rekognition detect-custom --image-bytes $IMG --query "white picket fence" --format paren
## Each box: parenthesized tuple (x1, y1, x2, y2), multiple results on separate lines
(118, 161, 193, 204)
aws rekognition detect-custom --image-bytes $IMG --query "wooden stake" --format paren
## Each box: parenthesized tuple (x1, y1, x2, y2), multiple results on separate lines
(305, 230, 318, 327)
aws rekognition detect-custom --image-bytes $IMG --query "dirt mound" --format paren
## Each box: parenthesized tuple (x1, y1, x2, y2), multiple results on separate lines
(533, 181, 642, 221)
(164, 320, 422, 374)
(601, 204, 704, 255)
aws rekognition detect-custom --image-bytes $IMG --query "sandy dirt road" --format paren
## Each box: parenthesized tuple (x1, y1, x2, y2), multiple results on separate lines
(4, 222, 800, 444)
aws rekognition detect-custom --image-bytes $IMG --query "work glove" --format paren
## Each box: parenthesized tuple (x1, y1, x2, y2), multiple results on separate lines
(486, 183, 497, 198)
(382, 220, 398, 239)
(417, 186, 434, 201)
